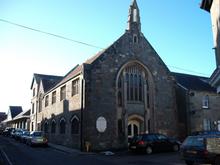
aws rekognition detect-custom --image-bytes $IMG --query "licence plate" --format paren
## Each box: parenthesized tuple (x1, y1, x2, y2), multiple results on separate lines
(37, 139, 43, 142)
(131, 146, 136, 149)
(186, 150, 197, 154)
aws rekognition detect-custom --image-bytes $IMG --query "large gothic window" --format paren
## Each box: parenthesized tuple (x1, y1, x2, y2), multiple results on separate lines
(117, 63, 150, 106)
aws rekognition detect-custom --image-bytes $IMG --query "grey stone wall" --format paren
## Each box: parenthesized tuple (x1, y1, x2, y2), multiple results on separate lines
(83, 31, 178, 151)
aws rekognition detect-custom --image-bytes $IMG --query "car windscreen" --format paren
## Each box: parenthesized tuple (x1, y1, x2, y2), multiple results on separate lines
(131, 135, 143, 143)
(182, 137, 204, 147)
(33, 132, 43, 137)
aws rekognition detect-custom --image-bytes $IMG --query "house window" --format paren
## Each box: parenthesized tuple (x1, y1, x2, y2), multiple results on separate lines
(52, 91, 56, 104)
(72, 79, 79, 96)
(32, 103, 35, 114)
(33, 88, 35, 97)
(60, 85, 66, 101)
(45, 95, 49, 107)
(51, 120, 56, 134)
(203, 119, 211, 131)
(39, 99, 42, 112)
(202, 95, 209, 109)
(71, 116, 80, 134)
(60, 118, 66, 134)
(44, 122, 48, 133)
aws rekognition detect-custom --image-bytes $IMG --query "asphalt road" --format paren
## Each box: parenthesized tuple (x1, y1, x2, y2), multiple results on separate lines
(0, 135, 188, 165)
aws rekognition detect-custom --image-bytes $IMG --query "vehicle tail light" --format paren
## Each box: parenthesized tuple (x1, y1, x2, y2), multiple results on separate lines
(138, 141, 144, 145)
(43, 138, 47, 142)
(202, 150, 208, 156)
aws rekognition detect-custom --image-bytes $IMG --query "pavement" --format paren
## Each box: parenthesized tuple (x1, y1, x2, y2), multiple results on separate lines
(48, 143, 82, 154)
(48, 143, 96, 155)
(48, 143, 127, 156)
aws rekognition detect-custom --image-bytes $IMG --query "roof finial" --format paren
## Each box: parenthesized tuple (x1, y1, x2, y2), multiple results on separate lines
(127, 0, 141, 32)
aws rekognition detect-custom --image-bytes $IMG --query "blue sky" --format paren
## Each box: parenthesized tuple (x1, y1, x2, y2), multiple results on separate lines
(0, 0, 215, 113)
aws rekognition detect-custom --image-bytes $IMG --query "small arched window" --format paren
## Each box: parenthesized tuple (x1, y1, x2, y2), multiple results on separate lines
(60, 118, 66, 134)
(118, 91, 122, 107)
(71, 116, 80, 134)
(51, 120, 56, 134)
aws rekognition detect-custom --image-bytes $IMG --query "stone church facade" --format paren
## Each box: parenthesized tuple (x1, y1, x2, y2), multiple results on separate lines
(29, 0, 219, 151)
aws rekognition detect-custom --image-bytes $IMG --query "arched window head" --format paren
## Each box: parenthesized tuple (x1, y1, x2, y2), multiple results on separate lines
(44, 121, 48, 133)
(71, 116, 80, 134)
(60, 118, 66, 134)
(51, 119, 56, 134)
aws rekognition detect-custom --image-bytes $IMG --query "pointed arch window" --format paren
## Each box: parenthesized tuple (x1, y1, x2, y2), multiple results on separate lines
(44, 121, 48, 133)
(71, 116, 80, 135)
(51, 120, 56, 134)
(60, 118, 66, 134)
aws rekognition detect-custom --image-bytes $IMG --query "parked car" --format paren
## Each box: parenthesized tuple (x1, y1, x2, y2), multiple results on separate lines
(180, 135, 220, 165)
(191, 131, 220, 136)
(20, 131, 30, 143)
(26, 131, 48, 147)
(129, 133, 181, 154)
(14, 129, 25, 141)
(2, 127, 14, 136)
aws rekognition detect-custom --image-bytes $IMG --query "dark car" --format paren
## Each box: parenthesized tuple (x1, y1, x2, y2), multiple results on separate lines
(180, 135, 220, 165)
(20, 131, 30, 143)
(14, 129, 25, 141)
(191, 131, 220, 136)
(129, 133, 181, 154)
(2, 127, 14, 136)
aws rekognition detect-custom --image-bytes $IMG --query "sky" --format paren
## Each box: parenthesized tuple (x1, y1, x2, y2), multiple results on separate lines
(0, 0, 215, 113)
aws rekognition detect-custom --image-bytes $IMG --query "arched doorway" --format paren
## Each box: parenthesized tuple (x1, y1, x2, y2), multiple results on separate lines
(128, 120, 140, 138)
(128, 115, 144, 141)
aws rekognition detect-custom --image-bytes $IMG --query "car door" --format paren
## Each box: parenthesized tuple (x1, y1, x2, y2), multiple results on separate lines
(156, 134, 172, 151)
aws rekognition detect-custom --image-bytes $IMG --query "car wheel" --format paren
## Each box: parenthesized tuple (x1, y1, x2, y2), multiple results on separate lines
(185, 160, 194, 165)
(145, 146, 153, 155)
(173, 144, 179, 152)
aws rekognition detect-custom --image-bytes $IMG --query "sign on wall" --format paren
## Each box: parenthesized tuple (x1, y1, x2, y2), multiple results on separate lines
(96, 116, 107, 133)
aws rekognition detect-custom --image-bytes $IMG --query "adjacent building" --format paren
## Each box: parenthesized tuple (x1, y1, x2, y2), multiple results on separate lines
(201, 0, 220, 93)
(174, 73, 220, 135)
(3, 106, 23, 128)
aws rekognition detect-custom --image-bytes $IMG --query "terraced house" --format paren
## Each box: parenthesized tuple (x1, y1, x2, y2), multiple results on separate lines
(29, 0, 220, 151)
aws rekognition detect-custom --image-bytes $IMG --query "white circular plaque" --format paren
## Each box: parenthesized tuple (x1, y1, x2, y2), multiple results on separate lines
(96, 117, 107, 133)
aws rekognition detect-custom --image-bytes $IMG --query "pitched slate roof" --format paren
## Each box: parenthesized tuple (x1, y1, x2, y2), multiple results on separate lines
(12, 109, 30, 120)
(9, 106, 23, 118)
(172, 72, 216, 92)
(200, 0, 213, 12)
(31, 73, 63, 92)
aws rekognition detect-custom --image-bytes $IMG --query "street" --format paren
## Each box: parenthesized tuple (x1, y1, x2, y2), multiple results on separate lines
(0, 136, 186, 165)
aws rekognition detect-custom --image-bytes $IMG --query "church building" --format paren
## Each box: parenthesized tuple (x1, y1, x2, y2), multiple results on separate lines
(29, 0, 219, 151)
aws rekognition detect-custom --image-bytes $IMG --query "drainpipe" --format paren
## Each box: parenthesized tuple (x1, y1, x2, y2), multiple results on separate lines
(80, 64, 85, 152)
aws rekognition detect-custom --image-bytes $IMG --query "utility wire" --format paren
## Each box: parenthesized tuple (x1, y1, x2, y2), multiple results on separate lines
(167, 65, 210, 77)
(0, 18, 210, 77)
(0, 18, 103, 49)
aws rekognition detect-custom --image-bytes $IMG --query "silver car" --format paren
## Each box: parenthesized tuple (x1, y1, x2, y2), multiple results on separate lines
(26, 131, 48, 147)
